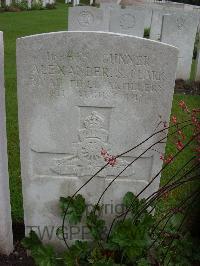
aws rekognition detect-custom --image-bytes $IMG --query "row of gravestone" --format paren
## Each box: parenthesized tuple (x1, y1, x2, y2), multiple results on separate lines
(68, 3, 200, 80)
(0, 30, 179, 253)
(0, 0, 55, 8)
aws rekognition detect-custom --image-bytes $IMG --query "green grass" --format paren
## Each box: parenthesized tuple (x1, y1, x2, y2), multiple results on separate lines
(0, 3, 68, 221)
(0, 4, 199, 222)
(160, 94, 200, 212)
(163, 94, 200, 184)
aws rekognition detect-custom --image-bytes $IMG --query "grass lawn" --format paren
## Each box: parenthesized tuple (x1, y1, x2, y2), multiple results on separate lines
(0, 4, 199, 222)
(0, 2, 68, 221)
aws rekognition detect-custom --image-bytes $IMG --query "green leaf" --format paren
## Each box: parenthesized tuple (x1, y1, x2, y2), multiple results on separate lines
(92, 258, 121, 266)
(21, 230, 42, 249)
(21, 231, 57, 266)
(63, 240, 89, 265)
(32, 245, 57, 266)
(86, 209, 105, 241)
(122, 192, 141, 215)
(137, 258, 151, 266)
(60, 194, 86, 224)
(109, 217, 152, 262)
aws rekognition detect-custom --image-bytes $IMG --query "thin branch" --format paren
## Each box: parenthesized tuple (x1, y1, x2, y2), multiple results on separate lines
(106, 133, 199, 240)
(61, 121, 193, 248)
(161, 191, 200, 265)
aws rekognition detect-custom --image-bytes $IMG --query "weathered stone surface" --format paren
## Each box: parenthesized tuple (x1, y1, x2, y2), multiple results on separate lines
(17, 31, 178, 248)
(100, 2, 121, 30)
(153, 1, 184, 10)
(109, 8, 145, 36)
(68, 7, 108, 31)
(150, 2, 200, 42)
(184, 4, 194, 11)
(150, 9, 179, 41)
(0, 32, 13, 255)
(161, 14, 199, 80)
(150, 9, 166, 41)
(140, 6, 153, 29)
(123, 5, 153, 29)
(97, 0, 120, 4)
(100, 2, 120, 9)
(149, 1, 189, 41)
(117, 2, 153, 29)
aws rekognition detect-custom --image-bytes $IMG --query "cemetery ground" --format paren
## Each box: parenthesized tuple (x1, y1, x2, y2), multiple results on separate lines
(0, 3, 200, 265)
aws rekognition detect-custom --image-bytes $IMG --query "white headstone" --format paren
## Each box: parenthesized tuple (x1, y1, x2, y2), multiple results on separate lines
(150, 8, 182, 41)
(109, 8, 145, 36)
(155, 2, 184, 10)
(17, 31, 178, 248)
(100, 2, 121, 30)
(68, 7, 108, 31)
(0, 32, 13, 255)
(193, 6, 200, 13)
(27, 0, 31, 8)
(5, 0, 11, 5)
(100, 2, 120, 9)
(141, 6, 153, 29)
(73, 0, 79, 7)
(124, 5, 153, 29)
(161, 14, 199, 80)
(150, 9, 170, 41)
(184, 4, 194, 12)
(150, 2, 188, 41)
(97, 0, 120, 4)
(150, 5, 200, 41)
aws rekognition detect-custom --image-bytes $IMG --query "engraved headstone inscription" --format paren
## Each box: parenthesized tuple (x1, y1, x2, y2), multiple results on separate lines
(68, 6, 108, 31)
(161, 14, 199, 80)
(0, 32, 13, 255)
(17, 32, 178, 248)
(109, 8, 145, 37)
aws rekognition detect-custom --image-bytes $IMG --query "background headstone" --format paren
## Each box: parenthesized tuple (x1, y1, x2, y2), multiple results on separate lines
(184, 4, 194, 12)
(72, 0, 79, 7)
(0, 32, 13, 255)
(150, 9, 167, 41)
(17, 31, 178, 248)
(154, 1, 184, 10)
(161, 14, 199, 80)
(5, 0, 11, 5)
(124, 5, 153, 29)
(100, 2, 119, 8)
(97, 0, 120, 4)
(68, 7, 108, 31)
(140, 6, 152, 29)
(100, 2, 121, 30)
(150, 8, 180, 41)
(109, 8, 145, 36)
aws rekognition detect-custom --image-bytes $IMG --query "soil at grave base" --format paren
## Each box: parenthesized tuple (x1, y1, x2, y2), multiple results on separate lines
(0, 223, 35, 266)
(174, 79, 200, 95)
(0, 242, 35, 266)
